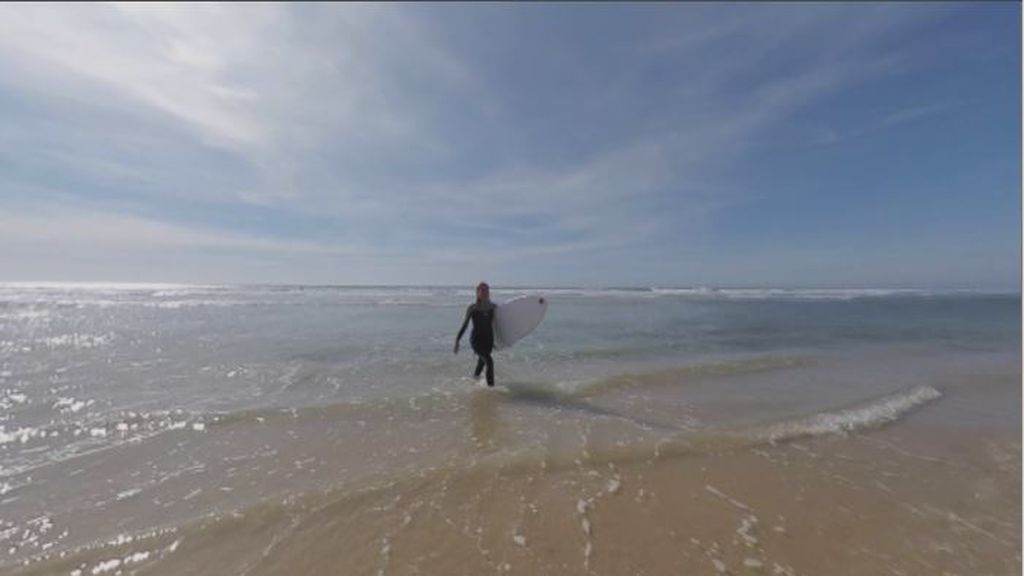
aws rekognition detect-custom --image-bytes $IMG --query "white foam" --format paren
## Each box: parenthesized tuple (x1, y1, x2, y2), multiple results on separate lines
(0, 391, 29, 411)
(760, 385, 942, 442)
(0, 427, 39, 445)
(709, 288, 930, 301)
(89, 558, 120, 574)
(605, 476, 621, 494)
(124, 550, 150, 564)
(0, 282, 203, 292)
(108, 534, 134, 546)
(53, 397, 93, 414)
(116, 489, 141, 501)
(514, 286, 946, 301)
(38, 334, 111, 350)
(737, 515, 759, 546)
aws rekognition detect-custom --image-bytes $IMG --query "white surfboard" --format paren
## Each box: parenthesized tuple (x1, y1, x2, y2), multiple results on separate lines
(494, 295, 547, 349)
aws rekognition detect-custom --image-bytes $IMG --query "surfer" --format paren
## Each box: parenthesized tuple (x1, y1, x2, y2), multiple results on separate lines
(454, 282, 496, 386)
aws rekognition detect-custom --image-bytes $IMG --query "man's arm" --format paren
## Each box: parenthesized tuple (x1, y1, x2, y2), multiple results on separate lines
(454, 305, 472, 354)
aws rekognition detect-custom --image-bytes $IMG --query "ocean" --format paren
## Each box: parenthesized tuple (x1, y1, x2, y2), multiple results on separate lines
(0, 284, 1018, 575)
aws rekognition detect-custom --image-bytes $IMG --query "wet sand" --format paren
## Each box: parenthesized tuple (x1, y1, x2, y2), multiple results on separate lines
(15, 373, 1019, 576)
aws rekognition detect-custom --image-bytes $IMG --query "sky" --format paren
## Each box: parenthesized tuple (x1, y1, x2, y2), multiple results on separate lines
(0, 3, 1019, 289)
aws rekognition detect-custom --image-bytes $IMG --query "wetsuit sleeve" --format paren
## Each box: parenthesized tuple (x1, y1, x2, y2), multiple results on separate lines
(455, 304, 473, 342)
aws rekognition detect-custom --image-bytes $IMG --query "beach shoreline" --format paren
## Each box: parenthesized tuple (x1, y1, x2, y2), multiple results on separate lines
(12, 366, 1019, 576)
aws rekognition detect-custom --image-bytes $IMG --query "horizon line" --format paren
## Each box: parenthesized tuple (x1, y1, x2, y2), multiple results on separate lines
(0, 281, 1018, 294)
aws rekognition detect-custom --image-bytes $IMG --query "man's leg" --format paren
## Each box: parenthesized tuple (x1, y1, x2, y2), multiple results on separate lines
(484, 354, 494, 387)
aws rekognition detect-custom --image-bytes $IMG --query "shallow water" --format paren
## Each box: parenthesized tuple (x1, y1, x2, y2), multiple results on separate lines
(0, 284, 1018, 571)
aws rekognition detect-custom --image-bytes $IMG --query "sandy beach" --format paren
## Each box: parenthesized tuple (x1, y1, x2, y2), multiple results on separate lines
(12, 349, 1018, 576)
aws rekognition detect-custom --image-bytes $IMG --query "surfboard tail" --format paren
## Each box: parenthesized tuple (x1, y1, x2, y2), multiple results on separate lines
(494, 296, 547, 349)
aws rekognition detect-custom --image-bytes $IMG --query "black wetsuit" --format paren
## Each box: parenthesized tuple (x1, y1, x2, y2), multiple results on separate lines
(460, 301, 496, 386)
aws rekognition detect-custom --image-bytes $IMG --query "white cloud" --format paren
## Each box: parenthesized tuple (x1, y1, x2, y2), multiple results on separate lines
(0, 4, 993, 285)
(0, 4, 460, 188)
(0, 4, 268, 147)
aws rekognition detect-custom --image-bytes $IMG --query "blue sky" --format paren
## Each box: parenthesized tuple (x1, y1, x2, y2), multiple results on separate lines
(0, 3, 1019, 289)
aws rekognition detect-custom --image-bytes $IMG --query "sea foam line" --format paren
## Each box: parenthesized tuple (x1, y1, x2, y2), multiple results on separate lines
(757, 385, 942, 443)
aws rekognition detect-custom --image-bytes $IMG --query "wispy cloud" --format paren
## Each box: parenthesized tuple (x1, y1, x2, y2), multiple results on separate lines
(807, 100, 959, 146)
(0, 4, 269, 147)
(0, 3, 1015, 287)
(0, 203, 363, 256)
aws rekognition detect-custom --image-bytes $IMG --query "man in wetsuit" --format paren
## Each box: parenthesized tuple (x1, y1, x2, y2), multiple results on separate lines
(454, 282, 497, 386)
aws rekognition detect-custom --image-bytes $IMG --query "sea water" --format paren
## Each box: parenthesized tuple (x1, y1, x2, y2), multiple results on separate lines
(0, 283, 1018, 569)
